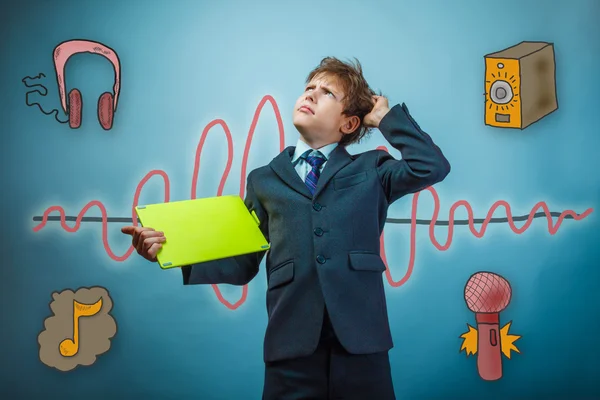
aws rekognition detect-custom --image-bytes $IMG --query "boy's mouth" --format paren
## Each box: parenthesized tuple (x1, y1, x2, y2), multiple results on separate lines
(299, 105, 314, 115)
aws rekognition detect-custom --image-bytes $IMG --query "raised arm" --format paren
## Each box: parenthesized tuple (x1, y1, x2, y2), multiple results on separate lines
(372, 101, 451, 204)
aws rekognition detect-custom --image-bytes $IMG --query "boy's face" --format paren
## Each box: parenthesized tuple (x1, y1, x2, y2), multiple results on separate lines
(292, 73, 358, 147)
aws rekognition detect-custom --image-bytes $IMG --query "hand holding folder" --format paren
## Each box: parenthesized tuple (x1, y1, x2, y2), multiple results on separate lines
(120, 195, 270, 269)
(121, 225, 165, 263)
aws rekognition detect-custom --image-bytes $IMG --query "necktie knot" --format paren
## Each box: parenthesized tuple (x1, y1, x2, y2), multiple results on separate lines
(305, 151, 326, 168)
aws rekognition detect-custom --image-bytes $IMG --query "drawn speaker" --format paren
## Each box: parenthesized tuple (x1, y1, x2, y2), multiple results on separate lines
(484, 41, 558, 129)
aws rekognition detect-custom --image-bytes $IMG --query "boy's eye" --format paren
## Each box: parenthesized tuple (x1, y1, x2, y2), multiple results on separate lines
(305, 87, 334, 98)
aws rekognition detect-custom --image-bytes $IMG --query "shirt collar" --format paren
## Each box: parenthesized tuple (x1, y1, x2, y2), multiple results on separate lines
(291, 138, 338, 164)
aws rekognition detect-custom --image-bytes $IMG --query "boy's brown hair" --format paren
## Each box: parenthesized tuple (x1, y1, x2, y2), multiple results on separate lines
(305, 56, 380, 147)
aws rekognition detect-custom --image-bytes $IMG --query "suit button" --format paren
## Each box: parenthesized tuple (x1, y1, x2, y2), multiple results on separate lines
(314, 228, 324, 236)
(313, 202, 322, 211)
(316, 255, 326, 264)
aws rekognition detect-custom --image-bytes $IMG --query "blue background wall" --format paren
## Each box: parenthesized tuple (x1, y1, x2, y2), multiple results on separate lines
(2, 0, 599, 398)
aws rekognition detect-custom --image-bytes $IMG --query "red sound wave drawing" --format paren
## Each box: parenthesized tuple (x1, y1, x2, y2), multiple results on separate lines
(32, 95, 594, 310)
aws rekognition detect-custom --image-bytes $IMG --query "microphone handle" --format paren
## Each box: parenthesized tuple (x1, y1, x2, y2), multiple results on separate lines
(475, 312, 503, 381)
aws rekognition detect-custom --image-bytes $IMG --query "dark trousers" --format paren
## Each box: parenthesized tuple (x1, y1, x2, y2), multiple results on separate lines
(262, 307, 396, 400)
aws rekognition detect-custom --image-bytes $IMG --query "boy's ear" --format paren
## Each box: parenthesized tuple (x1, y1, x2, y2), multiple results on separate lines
(340, 115, 360, 134)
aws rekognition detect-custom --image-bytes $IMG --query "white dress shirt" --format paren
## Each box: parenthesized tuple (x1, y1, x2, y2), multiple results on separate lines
(291, 139, 338, 182)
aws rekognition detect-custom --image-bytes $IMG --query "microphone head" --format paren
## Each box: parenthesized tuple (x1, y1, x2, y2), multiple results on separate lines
(464, 271, 512, 313)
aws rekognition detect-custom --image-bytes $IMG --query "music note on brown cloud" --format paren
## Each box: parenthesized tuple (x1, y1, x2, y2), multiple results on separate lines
(38, 286, 117, 372)
(59, 298, 103, 357)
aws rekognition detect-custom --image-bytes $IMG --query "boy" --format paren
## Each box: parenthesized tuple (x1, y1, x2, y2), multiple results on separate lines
(122, 57, 451, 399)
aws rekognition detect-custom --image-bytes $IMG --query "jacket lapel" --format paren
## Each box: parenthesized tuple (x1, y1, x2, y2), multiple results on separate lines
(312, 145, 352, 199)
(270, 146, 313, 199)
(269, 145, 353, 200)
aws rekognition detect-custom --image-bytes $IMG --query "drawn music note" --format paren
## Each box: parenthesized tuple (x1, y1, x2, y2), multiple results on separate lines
(59, 298, 103, 357)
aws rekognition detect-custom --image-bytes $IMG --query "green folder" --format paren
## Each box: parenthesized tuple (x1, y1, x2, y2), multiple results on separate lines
(134, 194, 270, 269)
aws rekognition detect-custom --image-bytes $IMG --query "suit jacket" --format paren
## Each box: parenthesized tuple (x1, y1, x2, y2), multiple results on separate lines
(181, 103, 451, 363)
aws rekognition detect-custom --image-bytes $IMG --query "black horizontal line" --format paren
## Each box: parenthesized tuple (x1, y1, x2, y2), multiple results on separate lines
(387, 211, 571, 225)
(32, 216, 141, 223)
(31, 211, 571, 226)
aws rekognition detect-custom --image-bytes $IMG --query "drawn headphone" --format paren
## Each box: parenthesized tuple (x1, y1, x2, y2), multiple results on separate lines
(53, 39, 121, 130)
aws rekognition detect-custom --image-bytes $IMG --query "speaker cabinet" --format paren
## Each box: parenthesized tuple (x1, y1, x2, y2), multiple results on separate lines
(484, 41, 558, 129)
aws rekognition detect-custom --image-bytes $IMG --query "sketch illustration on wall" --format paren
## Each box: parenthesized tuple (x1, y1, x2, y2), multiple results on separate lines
(38, 286, 117, 372)
(484, 41, 558, 129)
(30, 85, 593, 310)
(460, 271, 521, 381)
(21, 39, 121, 130)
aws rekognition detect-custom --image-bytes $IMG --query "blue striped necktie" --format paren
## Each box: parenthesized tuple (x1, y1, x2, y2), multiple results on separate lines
(303, 151, 326, 195)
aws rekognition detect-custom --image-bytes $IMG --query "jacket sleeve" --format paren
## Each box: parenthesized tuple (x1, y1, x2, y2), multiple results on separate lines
(181, 172, 269, 286)
(376, 103, 451, 204)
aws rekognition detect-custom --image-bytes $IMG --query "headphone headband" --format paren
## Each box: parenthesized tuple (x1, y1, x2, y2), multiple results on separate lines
(53, 39, 121, 114)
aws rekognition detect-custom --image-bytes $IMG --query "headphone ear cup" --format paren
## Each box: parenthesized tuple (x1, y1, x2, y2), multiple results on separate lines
(68, 88, 82, 129)
(98, 92, 114, 130)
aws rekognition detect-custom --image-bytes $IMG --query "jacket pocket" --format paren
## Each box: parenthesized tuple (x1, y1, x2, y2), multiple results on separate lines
(268, 260, 294, 290)
(334, 171, 367, 191)
(348, 251, 387, 272)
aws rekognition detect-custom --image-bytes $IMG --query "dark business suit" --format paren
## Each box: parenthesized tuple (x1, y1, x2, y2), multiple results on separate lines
(182, 103, 451, 399)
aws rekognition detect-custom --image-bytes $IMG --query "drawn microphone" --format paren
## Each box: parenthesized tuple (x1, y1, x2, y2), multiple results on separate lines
(464, 271, 512, 381)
